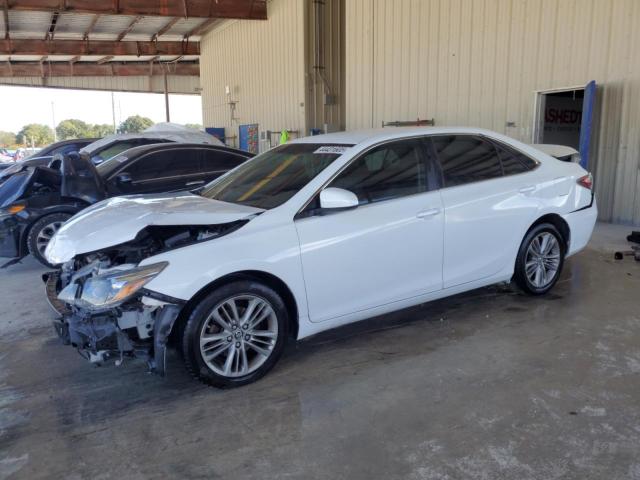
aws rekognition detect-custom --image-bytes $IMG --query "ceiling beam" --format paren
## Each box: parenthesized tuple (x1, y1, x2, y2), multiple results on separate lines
(0, 60, 199, 77)
(0, 38, 199, 56)
(153, 17, 179, 40)
(184, 18, 217, 40)
(45, 10, 59, 40)
(116, 15, 142, 41)
(4, 1, 267, 19)
(83, 14, 99, 40)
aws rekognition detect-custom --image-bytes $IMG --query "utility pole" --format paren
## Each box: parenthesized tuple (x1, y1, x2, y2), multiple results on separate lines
(111, 92, 117, 134)
(51, 101, 57, 142)
(164, 72, 170, 122)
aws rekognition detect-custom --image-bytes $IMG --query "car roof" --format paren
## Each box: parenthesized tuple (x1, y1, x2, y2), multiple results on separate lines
(113, 142, 253, 160)
(28, 138, 98, 158)
(54, 138, 98, 145)
(290, 127, 508, 146)
(81, 128, 222, 154)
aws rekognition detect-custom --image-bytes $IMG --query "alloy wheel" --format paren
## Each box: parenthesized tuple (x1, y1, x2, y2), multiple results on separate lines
(36, 221, 64, 255)
(199, 295, 278, 378)
(525, 232, 561, 288)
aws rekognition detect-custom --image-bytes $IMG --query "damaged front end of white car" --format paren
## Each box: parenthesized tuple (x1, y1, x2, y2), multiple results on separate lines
(42, 193, 262, 375)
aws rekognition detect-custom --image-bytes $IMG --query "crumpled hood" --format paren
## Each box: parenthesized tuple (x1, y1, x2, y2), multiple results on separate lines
(45, 192, 264, 264)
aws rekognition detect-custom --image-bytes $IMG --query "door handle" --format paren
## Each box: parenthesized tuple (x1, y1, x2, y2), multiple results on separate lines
(518, 185, 536, 194)
(186, 180, 206, 186)
(416, 208, 441, 219)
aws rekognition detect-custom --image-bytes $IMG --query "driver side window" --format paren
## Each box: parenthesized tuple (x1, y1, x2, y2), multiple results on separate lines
(330, 139, 427, 205)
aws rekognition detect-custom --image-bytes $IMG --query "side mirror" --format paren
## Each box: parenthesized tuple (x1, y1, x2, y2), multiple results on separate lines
(116, 172, 132, 184)
(319, 187, 359, 210)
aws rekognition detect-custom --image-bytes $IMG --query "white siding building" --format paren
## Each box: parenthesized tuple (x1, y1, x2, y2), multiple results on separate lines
(199, 0, 640, 225)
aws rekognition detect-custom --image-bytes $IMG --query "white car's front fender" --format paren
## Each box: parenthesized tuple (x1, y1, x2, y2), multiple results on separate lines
(140, 220, 310, 326)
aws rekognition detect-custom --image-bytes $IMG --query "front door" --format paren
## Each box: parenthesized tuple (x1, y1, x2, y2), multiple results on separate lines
(295, 138, 444, 323)
(114, 149, 203, 195)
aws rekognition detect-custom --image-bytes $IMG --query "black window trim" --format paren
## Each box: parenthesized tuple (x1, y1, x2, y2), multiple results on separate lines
(295, 133, 542, 220)
(295, 135, 439, 220)
(106, 146, 247, 183)
(428, 133, 541, 190)
(486, 137, 541, 175)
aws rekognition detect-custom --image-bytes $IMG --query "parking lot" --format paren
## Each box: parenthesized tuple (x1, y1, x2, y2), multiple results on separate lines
(1, 222, 638, 479)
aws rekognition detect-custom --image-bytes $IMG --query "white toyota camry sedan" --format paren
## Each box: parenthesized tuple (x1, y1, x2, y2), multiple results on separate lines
(44, 127, 597, 388)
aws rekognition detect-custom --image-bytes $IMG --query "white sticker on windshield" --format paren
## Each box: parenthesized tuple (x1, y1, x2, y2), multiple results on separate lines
(115, 155, 128, 163)
(314, 146, 350, 155)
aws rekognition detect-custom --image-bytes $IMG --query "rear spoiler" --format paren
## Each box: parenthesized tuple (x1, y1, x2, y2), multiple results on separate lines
(530, 144, 580, 163)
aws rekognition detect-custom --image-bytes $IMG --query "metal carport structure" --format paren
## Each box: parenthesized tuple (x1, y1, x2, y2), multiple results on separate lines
(0, 1, 267, 102)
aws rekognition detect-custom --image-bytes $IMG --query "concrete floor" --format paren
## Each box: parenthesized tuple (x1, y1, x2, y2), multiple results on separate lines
(1, 223, 639, 479)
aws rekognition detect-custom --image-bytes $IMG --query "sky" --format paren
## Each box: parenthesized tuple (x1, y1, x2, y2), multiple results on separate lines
(0, 85, 203, 133)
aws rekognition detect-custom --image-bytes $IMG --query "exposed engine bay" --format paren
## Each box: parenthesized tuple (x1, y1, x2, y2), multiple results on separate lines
(45, 220, 247, 375)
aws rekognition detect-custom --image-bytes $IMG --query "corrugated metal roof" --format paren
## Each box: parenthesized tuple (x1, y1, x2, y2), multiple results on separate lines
(92, 14, 137, 37)
(54, 13, 95, 36)
(7, 11, 53, 39)
(127, 16, 169, 36)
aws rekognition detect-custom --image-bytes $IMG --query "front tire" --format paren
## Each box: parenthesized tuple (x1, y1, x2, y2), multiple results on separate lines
(27, 213, 71, 267)
(514, 223, 565, 295)
(181, 280, 289, 388)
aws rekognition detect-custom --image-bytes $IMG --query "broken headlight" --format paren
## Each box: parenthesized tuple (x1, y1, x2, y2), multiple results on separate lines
(76, 262, 168, 309)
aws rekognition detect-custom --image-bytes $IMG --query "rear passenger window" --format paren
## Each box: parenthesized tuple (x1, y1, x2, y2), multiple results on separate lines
(330, 139, 427, 205)
(127, 150, 201, 181)
(494, 142, 538, 175)
(432, 136, 502, 187)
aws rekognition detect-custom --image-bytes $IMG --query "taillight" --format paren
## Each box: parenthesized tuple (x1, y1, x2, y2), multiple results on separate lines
(577, 173, 593, 190)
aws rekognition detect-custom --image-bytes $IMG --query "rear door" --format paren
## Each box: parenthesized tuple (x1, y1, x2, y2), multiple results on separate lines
(431, 135, 540, 288)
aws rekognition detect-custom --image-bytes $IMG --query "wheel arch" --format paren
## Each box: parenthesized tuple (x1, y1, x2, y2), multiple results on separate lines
(526, 213, 571, 252)
(20, 205, 84, 255)
(170, 270, 300, 345)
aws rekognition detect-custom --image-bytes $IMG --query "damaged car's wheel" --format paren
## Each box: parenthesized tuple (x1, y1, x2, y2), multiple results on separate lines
(27, 212, 72, 267)
(181, 280, 288, 388)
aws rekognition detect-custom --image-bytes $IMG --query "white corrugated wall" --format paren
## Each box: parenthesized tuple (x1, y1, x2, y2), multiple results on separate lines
(199, 0, 306, 147)
(0, 75, 200, 94)
(305, 0, 345, 132)
(345, 0, 640, 225)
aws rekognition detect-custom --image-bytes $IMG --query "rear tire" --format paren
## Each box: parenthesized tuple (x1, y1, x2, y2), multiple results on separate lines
(181, 280, 289, 388)
(27, 213, 71, 267)
(514, 223, 565, 295)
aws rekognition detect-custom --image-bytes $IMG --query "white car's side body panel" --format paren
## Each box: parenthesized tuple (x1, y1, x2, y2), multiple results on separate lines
(295, 189, 444, 323)
(48, 126, 597, 342)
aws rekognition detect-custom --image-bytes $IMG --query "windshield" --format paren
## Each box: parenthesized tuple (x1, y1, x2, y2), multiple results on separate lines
(95, 152, 132, 178)
(0, 162, 23, 179)
(0, 171, 30, 208)
(91, 142, 139, 165)
(199, 143, 351, 209)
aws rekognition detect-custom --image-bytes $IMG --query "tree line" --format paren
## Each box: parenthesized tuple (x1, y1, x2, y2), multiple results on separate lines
(0, 116, 203, 148)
